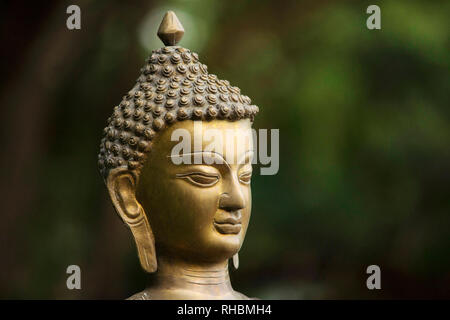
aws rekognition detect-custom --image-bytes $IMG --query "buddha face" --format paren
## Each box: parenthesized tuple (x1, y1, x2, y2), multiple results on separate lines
(136, 119, 253, 263)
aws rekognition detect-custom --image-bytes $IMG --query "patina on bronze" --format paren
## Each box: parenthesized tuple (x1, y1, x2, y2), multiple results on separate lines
(98, 11, 259, 300)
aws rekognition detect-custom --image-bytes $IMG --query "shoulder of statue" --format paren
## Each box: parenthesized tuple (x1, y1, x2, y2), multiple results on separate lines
(126, 291, 151, 300)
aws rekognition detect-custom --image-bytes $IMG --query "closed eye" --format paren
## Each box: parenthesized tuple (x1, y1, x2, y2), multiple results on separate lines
(175, 172, 220, 187)
(239, 171, 252, 185)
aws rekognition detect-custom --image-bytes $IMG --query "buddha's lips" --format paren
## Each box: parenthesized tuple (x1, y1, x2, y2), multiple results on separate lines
(213, 222, 242, 235)
(213, 215, 242, 234)
(214, 216, 241, 225)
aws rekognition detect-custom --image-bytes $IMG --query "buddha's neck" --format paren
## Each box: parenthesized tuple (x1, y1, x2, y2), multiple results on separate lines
(151, 256, 234, 298)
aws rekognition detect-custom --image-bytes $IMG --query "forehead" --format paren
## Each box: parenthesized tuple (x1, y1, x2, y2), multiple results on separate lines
(148, 119, 253, 163)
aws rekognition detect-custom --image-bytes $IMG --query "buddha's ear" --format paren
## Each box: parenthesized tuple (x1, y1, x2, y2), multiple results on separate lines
(106, 167, 157, 273)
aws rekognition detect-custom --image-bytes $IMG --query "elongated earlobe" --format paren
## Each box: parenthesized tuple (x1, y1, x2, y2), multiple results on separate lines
(106, 167, 157, 273)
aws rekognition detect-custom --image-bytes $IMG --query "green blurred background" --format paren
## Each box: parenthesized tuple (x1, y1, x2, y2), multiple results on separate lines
(1, 0, 449, 299)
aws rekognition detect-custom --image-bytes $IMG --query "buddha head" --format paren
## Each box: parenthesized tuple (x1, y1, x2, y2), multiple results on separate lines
(98, 11, 259, 275)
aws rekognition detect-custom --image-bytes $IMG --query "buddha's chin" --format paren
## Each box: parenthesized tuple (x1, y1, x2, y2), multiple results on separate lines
(210, 233, 242, 258)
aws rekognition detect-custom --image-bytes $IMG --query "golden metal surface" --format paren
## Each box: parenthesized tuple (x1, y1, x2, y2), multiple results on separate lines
(98, 11, 259, 300)
(157, 11, 185, 46)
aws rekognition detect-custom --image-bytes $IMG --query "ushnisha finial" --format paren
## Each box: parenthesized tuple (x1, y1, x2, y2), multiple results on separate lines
(157, 11, 185, 46)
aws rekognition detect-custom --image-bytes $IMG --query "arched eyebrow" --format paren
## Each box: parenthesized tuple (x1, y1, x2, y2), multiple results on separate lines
(168, 151, 230, 169)
(168, 150, 254, 168)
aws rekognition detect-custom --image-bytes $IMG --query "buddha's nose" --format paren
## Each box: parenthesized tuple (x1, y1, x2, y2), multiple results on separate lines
(219, 176, 245, 212)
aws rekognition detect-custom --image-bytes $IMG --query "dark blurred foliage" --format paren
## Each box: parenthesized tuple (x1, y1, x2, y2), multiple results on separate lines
(0, 0, 448, 299)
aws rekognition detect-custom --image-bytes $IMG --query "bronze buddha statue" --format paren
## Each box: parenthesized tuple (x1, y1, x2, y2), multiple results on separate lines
(97, 11, 259, 300)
